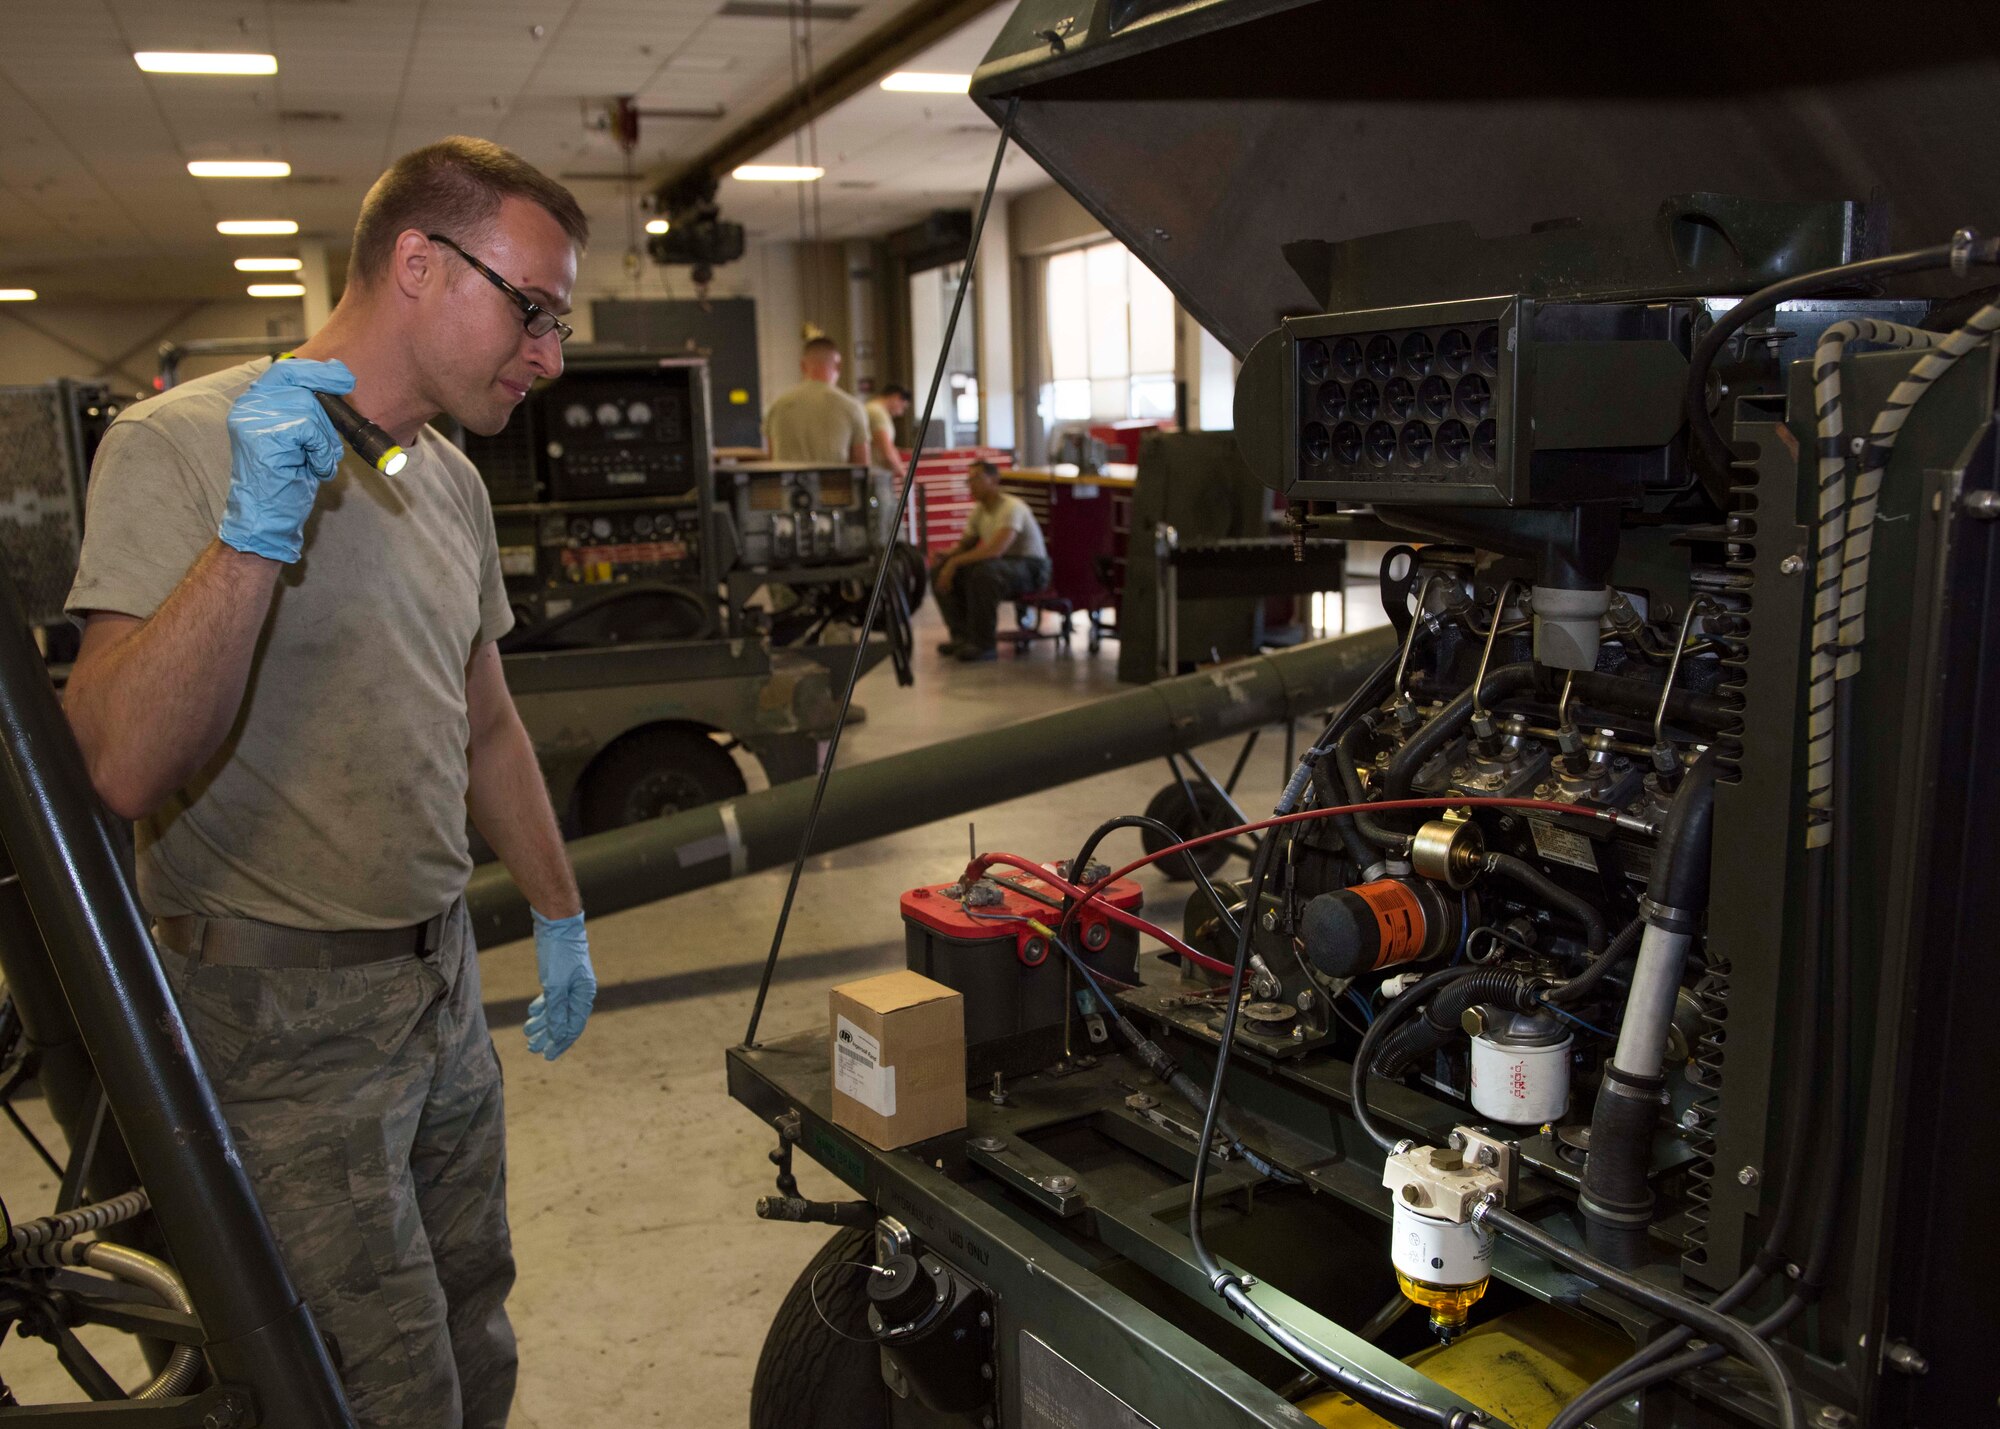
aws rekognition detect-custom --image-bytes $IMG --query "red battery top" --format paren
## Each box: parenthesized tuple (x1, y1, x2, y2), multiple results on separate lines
(901, 866, 1143, 964)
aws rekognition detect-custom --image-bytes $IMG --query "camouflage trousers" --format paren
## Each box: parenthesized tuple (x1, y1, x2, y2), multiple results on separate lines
(157, 899, 516, 1429)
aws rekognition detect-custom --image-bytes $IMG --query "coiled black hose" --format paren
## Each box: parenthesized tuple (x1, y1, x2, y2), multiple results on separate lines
(1, 1188, 150, 1263)
(1348, 964, 1488, 1154)
(1370, 968, 1543, 1080)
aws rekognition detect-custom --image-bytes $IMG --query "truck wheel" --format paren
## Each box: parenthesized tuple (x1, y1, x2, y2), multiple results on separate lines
(1142, 781, 1234, 881)
(750, 1224, 890, 1429)
(576, 728, 747, 834)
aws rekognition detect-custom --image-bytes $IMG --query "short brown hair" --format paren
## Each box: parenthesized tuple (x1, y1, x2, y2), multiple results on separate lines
(803, 336, 840, 357)
(350, 136, 589, 284)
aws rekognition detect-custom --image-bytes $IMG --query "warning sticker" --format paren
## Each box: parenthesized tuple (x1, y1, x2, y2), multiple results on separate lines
(833, 1015, 896, 1116)
(1529, 819, 1599, 873)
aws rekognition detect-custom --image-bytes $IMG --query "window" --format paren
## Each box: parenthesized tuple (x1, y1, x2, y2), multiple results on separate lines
(1038, 240, 1176, 428)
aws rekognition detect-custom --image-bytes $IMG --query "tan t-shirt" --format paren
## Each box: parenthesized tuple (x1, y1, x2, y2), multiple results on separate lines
(765, 379, 869, 464)
(967, 493, 1048, 563)
(65, 359, 512, 930)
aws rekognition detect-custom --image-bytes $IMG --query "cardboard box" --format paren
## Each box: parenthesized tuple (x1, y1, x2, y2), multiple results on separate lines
(830, 970, 966, 1149)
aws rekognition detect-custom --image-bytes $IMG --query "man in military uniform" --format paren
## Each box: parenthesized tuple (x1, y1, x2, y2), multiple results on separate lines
(63, 137, 599, 1428)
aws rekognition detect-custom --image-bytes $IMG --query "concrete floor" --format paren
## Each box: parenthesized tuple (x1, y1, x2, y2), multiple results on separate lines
(1, 587, 1387, 1423)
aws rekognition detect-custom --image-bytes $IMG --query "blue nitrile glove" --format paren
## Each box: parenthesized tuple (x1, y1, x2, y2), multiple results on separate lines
(525, 908, 597, 1060)
(220, 358, 355, 563)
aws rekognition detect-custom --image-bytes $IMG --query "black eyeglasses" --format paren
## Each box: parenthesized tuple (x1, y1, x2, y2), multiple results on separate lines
(427, 233, 573, 344)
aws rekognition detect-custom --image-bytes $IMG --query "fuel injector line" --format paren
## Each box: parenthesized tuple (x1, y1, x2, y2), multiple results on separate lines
(1385, 668, 1734, 810)
(1480, 853, 1607, 954)
(1578, 748, 1718, 1265)
(1382, 665, 1539, 802)
(1473, 1201, 1801, 1429)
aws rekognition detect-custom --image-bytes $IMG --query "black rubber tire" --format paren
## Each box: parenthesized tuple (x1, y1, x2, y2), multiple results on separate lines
(576, 726, 748, 834)
(1141, 781, 1235, 881)
(890, 540, 928, 614)
(749, 1224, 890, 1429)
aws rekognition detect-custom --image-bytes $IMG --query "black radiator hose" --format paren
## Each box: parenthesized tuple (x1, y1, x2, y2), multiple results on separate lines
(1578, 749, 1719, 1264)
(1371, 968, 1543, 1079)
(1482, 852, 1607, 953)
(1329, 721, 1407, 865)
(1649, 748, 1720, 912)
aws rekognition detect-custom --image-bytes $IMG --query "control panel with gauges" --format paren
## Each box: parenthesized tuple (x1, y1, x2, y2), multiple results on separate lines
(460, 353, 713, 507)
(720, 462, 876, 568)
(463, 354, 721, 643)
(545, 382, 697, 502)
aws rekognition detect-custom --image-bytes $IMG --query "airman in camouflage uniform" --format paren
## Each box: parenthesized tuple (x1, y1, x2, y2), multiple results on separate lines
(158, 902, 516, 1426)
(63, 138, 602, 1427)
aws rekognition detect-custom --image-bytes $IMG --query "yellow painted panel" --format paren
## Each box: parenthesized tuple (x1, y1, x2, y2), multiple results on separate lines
(1300, 1304, 1629, 1428)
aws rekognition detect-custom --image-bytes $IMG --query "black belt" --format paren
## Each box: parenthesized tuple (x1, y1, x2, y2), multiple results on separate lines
(155, 905, 453, 970)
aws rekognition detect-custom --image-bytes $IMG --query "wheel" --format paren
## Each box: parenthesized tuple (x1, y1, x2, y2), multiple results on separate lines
(576, 727, 748, 834)
(1141, 780, 1235, 881)
(890, 541, 928, 614)
(750, 1224, 889, 1429)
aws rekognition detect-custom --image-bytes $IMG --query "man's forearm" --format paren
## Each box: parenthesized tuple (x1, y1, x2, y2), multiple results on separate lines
(466, 709, 580, 919)
(65, 539, 281, 820)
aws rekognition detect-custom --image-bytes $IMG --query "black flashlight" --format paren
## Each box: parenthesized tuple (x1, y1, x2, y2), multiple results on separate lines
(276, 353, 408, 476)
(312, 391, 408, 476)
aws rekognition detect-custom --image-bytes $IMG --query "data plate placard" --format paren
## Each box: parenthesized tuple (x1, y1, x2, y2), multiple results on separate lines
(1020, 1331, 1158, 1429)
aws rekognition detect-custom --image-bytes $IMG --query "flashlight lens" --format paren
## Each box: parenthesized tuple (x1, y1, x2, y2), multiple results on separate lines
(380, 448, 408, 477)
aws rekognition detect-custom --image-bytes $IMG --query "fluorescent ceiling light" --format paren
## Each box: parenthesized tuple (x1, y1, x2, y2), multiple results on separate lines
(880, 72, 971, 93)
(217, 220, 298, 235)
(732, 164, 823, 182)
(645, 218, 670, 235)
(189, 160, 291, 178)
(247, 283, 305, 298)
(135, 52, 277, 75)
(0, 289, 37, 302)
(235, 257, 302, 272)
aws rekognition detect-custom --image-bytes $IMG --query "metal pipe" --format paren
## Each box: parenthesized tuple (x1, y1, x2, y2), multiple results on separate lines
(1610, 925, 1693, 1077)
(1652, 595, 1715, 754)
(1467, 580, 1521, 734)
(1390, 574, 1438, 704)
(466, 626, 1400, 944)
(0, 570, 352, 1427)
(81, 1242, 204, 1400)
